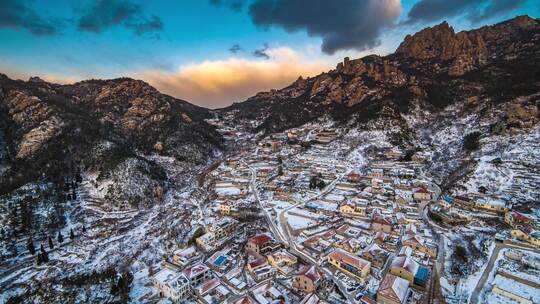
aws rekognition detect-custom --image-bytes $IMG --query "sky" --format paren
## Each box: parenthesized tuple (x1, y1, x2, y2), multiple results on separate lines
(1, 0, 539, 108)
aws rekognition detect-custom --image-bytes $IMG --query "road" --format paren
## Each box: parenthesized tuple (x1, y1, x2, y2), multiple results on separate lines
(244, 160, 356, 302)
(469, 241, 540, 304)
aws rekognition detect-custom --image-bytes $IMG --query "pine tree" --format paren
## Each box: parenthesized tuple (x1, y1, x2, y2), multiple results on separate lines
(82, 225, 86, 233)
(36, 253, 43, 265)
(57, 231, 64, 243)
(40, 244, 46, 254)
(41, 251, 49, 263)
(48, 236, 54, 249)
(70, 229, 75, 240)
(27, 238, 36, 255)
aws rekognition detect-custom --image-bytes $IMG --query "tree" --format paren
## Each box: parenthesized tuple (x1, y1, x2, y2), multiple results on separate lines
(48, 236, 54, 250)
(463, 132, 481, 151)
(20, 200, 33, 231)
(70, 229, 75, 240)
(27, 238, 36, 255)
(82, 225, 86, 233)
(57, 231, 64, 243)
(40, 244, 46, 254)
(36, 253, 43, 265)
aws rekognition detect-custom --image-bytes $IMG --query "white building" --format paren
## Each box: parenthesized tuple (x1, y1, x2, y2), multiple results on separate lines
(152, 264, 191, 303)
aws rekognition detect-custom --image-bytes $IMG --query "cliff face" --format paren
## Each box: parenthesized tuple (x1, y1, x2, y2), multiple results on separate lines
(0, 76, 223, 195)
(223, 16, 540, 133)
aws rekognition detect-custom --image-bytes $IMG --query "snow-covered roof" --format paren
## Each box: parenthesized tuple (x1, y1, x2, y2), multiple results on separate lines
(378, 274, 410, 303)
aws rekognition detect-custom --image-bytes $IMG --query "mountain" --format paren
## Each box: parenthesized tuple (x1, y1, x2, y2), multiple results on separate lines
(222, 15, 540, 203)
(223, 15, 539, 134)
(0, 75, 223, 192)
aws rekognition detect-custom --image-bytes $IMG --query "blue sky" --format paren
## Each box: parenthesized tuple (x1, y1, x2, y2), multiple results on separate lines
(1, 0, 539, 108)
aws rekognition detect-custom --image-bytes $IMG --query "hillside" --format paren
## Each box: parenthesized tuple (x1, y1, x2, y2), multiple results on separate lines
(221, 15, 540, 204)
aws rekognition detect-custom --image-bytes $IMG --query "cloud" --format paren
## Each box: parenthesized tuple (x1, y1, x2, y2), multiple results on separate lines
(0, 0, 61, 35)
(209, 0, 245, 12)
(247, 0, 401, 55)
(78, 0, 163, 35)
(405, 0, 526, 25)
(468, 0, 527, 23)
(137, 47, 331, 108)
(229, 44, 242, 53)
(253, 43, 270, 59)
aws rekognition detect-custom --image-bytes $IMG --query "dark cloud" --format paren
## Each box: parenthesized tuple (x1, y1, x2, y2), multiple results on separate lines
(405, 0, 526, 25)
(78, 0, 163, 35)
(468, 0, 527, 23)
(247, 0, 401, 55)
(253, 43, 270, 59)
(229, 44, 242, 53)
(210, 0, 245, 12)
(0, 0, 61, 35)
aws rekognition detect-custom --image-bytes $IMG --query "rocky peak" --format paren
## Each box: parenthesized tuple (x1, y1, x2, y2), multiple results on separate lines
(396, 21, 478, 61)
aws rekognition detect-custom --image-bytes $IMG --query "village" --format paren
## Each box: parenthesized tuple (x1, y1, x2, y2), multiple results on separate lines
(148, 118, 540, 304)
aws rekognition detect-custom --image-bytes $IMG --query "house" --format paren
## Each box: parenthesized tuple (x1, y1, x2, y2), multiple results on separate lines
(247, 233, 280, 255)
(454, 195, 474, 208)
(511, 227, 540, 246)
(475, 198, 509, 213)
(401, 234, 437, 258)
(172, 246, 200, 267)
(339, 200, 367, 217)
(152, 264, 191, 303)
(327, 248, 371, 280)
(376, 273, 410, 304)
(220, 201, 233, 215)
(251, 280, 285, 304)
(207, 250, 230, 272)
(195, 278, 229, 304)
(373, 231, 399, 251)
(209, 217, 238, 240)
(196, 232, 216, 252)
(505, 211, 536, 228)
(389, 256, 430, 287)
(334, 238, 363, 254)
(413, 187, 431, 201)
(348, 171, 362, 183)
(266, 250, 297, 275)
(247, 258, 275, 281)
(369, 168, 384, 178)
(293, 265, 325, 294)
(372, 214, 394, 233)
(362, 243, 390, 269)
(183, 263, 212, 287)
(228, 294, 256, 304)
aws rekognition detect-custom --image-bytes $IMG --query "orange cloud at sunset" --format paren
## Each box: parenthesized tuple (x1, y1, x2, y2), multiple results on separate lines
(137, 47, 332, 108)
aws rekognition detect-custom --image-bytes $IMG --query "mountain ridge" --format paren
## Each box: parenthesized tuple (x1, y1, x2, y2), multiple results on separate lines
(221, 15, 540, 134)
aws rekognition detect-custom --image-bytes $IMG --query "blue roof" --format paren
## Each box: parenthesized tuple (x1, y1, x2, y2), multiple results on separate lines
(414, 266, 429, 286)
(443, 195, 454, 203)
(305, 202, 319, 209)
(213, 255, 227, 266)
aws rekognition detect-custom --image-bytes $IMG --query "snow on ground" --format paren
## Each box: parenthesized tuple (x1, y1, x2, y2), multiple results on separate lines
(284, 213, 318, 230)
(215, 187, 241, 196)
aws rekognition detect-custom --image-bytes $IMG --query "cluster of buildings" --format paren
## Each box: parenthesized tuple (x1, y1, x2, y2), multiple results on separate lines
(149, 119, 539, 304)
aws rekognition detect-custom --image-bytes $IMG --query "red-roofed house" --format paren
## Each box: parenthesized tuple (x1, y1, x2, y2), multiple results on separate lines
(372, 214, 394, 233)
(228, 295, 255, 304)
(327, 249, 371, 280)
(183, 263, 212, 287)
(377, 273, 410, 304)
(293, 265, 325, 293)
(413, 187, 431, 201)
(246, 233, 280, 255)
(505, 211, 536, 228)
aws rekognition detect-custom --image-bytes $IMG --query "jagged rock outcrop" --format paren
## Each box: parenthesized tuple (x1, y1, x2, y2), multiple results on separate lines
(223, 16, 540, 133)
